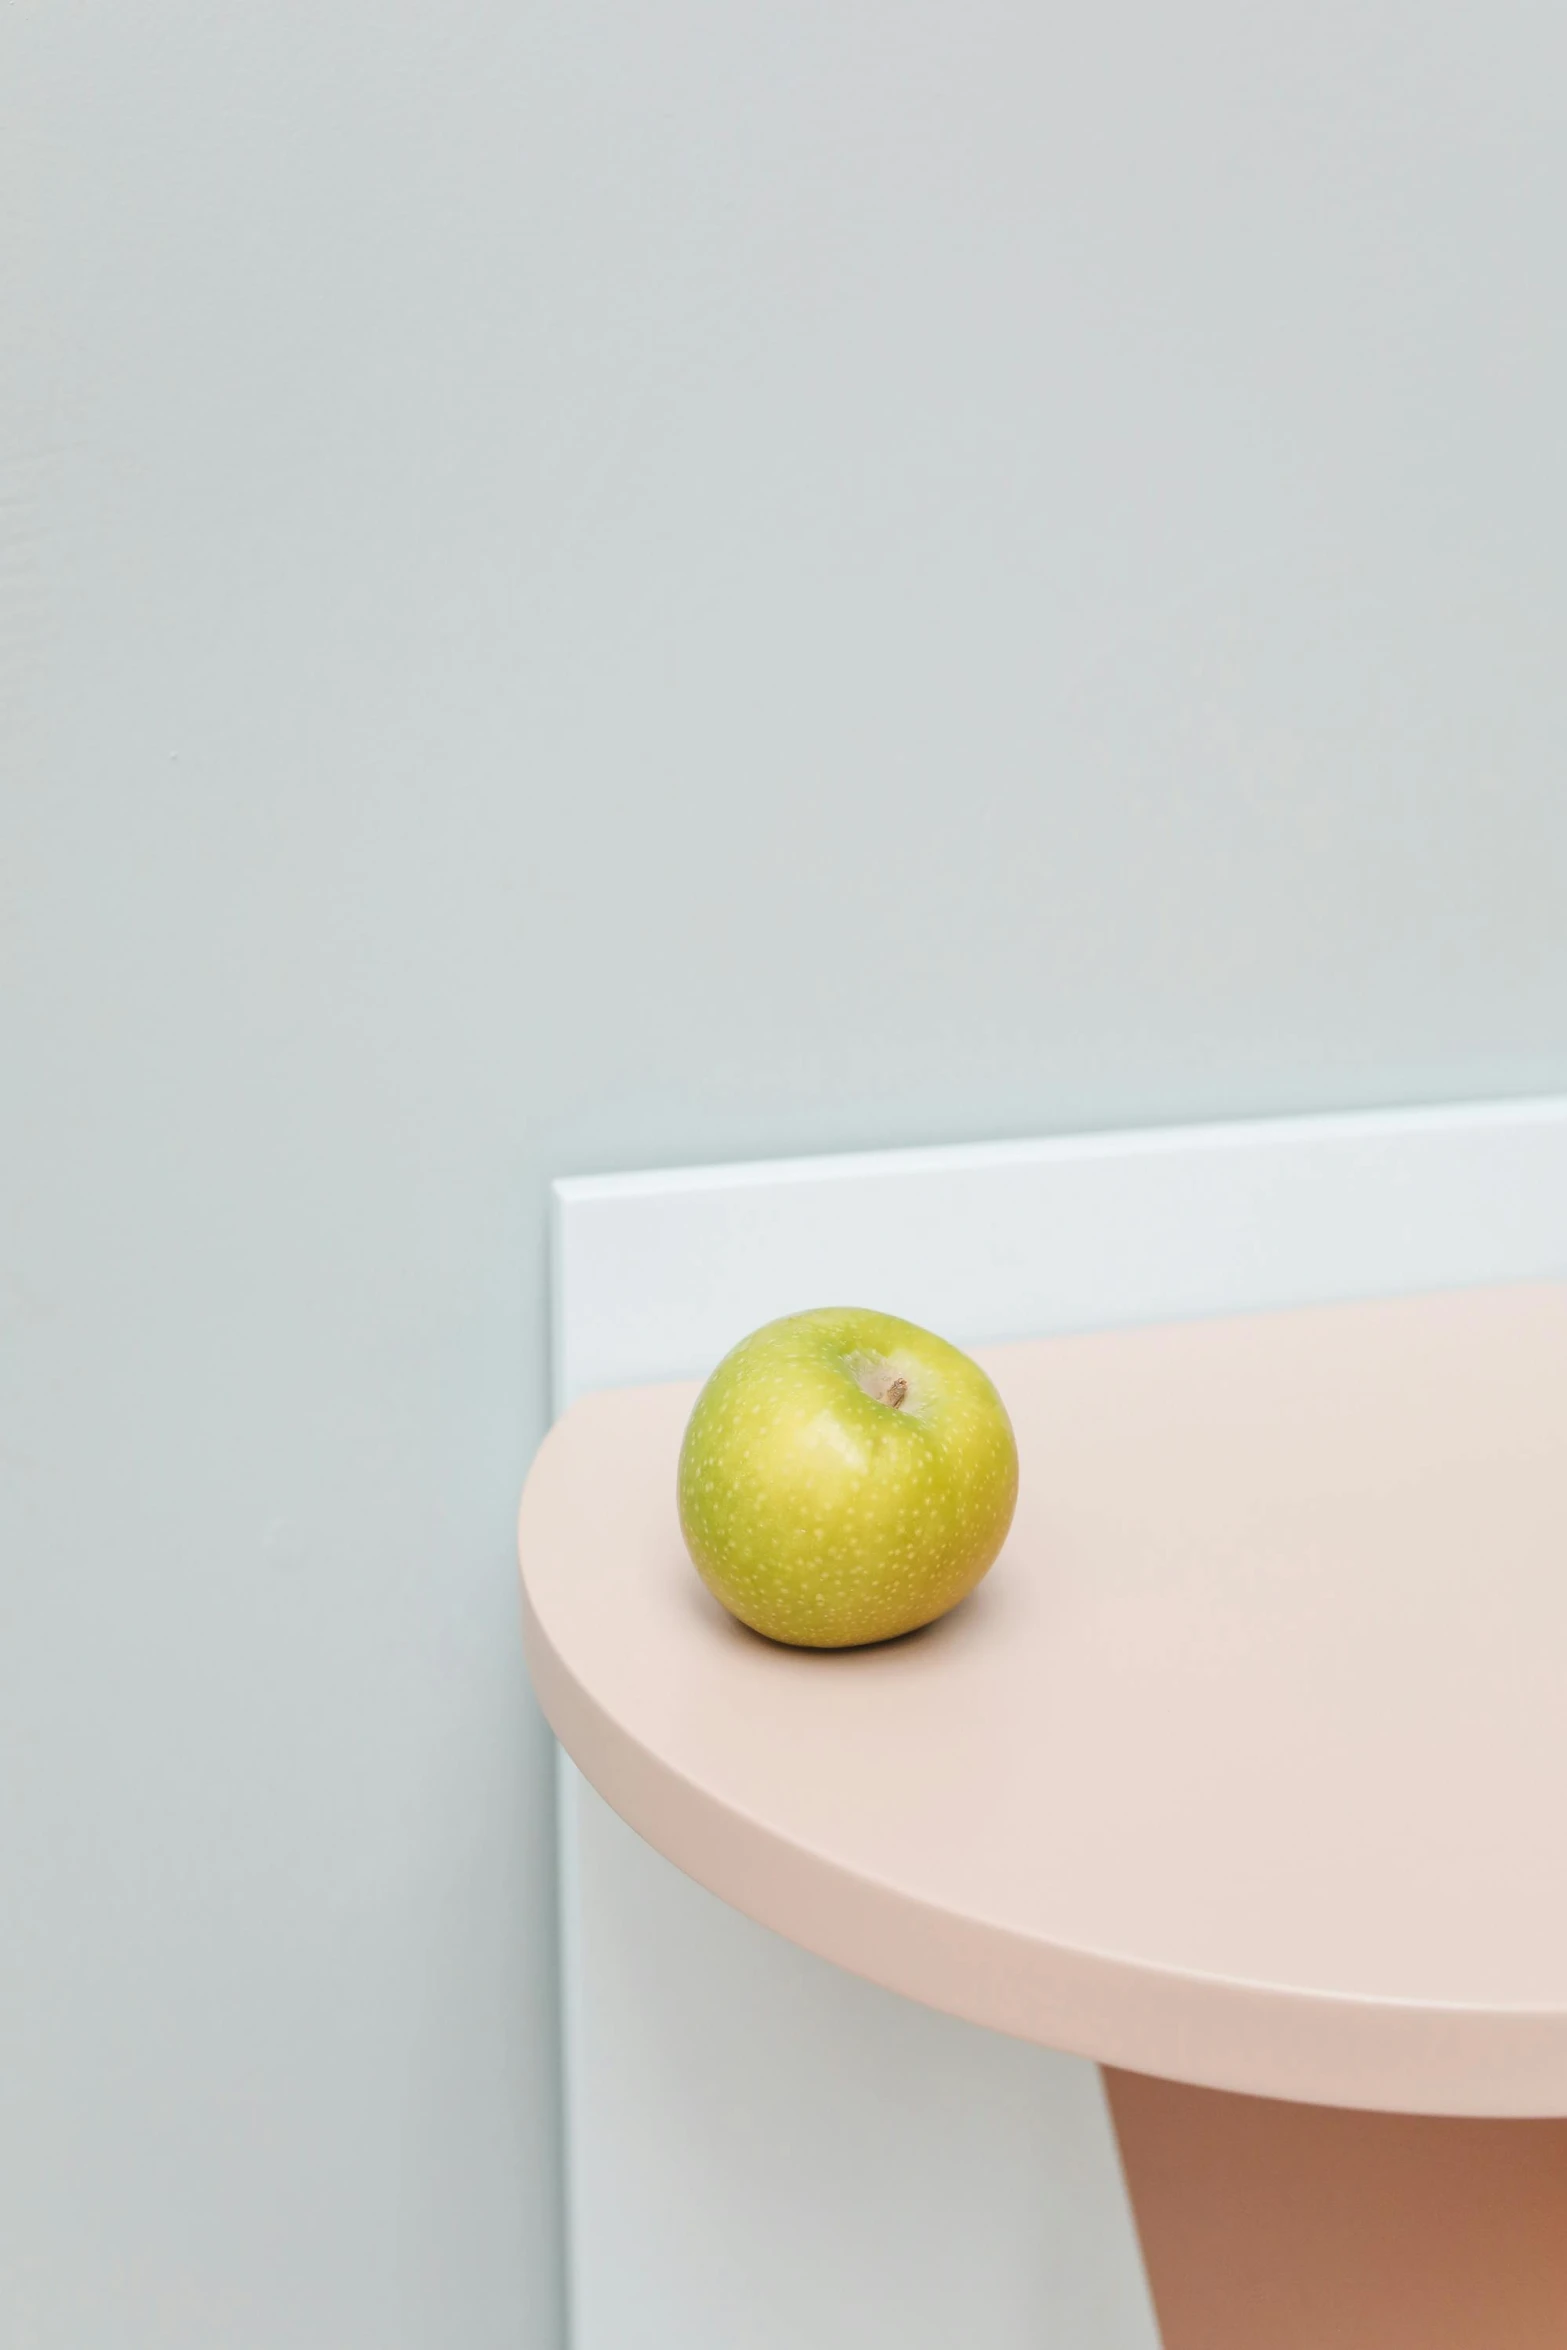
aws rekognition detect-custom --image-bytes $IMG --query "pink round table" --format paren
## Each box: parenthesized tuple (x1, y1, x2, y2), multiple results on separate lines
(520, 1284, 1567, 2348)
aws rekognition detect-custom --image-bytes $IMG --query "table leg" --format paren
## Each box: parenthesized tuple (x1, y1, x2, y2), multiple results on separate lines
(1105, 2069, 1567, 2350)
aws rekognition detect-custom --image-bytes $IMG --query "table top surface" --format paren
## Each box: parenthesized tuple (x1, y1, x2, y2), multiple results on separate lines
(519, 1282, 1567, 2114)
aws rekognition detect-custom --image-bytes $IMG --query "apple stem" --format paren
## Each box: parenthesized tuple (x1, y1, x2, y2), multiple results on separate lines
(886, 1376, 908, 1409)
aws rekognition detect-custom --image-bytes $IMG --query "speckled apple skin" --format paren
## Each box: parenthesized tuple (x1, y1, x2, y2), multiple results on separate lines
(676, 1307, 1019, 1649)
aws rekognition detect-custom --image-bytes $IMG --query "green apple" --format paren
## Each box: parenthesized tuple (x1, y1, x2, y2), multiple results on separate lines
(677, 1307, 1018, 1649)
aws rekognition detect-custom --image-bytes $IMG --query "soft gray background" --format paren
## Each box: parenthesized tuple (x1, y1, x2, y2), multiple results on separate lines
(4, 4, 1566, 2345)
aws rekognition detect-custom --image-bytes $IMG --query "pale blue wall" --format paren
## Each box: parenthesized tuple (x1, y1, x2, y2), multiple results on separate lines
(4, 5, 1566, 2345)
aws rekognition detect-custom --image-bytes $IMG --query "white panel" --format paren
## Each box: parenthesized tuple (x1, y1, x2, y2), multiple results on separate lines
(551, 1098, 1567, 2350)
(570, 1780, 1156, 2350)
(555, 1098, 1567, 1398)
